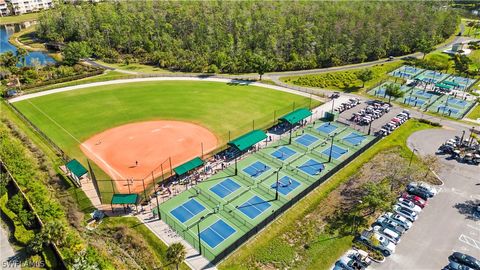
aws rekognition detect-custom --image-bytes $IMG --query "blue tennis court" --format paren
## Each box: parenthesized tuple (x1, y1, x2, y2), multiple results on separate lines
(322, 145, 348, 160)
(413, 90, 433, 99)
(238, 196, 271, 219)
(316, 122, 338, 134)
(343, 132, 366, 145)
(210, 178, 241, 199)
(243, 161, 271, 178)
(447, 97, 468, 108)
(404, 97, 426, 106)
(271, 146, 296, 161)
(170, 199, 206, 223)
(200, 219, 236, 248)
(295, 134, 319, 147)
(437, 105, 459, 115)
(298, 159, 325, 176)
(270, 176, 301, 195)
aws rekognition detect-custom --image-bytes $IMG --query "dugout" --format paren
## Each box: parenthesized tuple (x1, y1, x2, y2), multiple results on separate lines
(279, 108, 312, 126)
(110, 193, 139, 213)
(435, 82, 452, 93)
(228, 130, 267, 152)
(174, 157, 204, 183)
(65, 159, 87, 187)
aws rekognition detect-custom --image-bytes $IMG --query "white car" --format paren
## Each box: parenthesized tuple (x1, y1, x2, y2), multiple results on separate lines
(372, 225, 401, 244)
(397, 198, 422, 213)
(408, 182, 437, 197)
(384, 212, 412, 229)
(360, 230, 396, 256)
(393, 204, 418, 222)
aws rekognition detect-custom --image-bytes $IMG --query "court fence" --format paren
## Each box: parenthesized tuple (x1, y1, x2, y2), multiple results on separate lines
(158, 132, 382, 264)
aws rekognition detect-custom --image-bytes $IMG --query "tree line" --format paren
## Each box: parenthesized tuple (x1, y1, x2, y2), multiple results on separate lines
(37, 1, 458, 72)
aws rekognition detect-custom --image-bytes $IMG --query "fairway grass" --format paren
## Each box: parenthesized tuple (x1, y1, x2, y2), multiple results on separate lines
(13, 81, 318, 199)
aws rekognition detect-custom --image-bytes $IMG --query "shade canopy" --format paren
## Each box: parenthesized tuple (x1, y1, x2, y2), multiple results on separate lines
(174, 157, 204, 176)
(435, 83, 452, 90)
(279, 108, 312, 125)
(111, 194, 138, 204)
(66, 159, 88, 178)
(443, 81, 461, 87)
(228, 130, 267, 151)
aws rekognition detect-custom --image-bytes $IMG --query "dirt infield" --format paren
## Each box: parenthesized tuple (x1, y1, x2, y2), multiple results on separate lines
(81, 121, 218, 194)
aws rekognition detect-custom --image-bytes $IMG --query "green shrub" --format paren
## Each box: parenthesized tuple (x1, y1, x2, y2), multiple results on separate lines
(0, 194, 35, 245)
(418, 118, 442, 127)
(42, 247, 58, 269)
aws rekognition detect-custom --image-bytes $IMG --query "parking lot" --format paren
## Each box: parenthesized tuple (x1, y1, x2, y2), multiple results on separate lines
(372, 128, 480, 270)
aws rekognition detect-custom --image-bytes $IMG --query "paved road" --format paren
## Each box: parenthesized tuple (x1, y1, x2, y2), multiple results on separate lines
(0, 224, 20, 269)
(372, 128, 480, 270)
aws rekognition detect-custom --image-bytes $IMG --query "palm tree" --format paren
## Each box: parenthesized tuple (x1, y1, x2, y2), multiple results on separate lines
(16, 48, 28, 67)
(384, 83, 404, 104)
(166, 242, 186, 270)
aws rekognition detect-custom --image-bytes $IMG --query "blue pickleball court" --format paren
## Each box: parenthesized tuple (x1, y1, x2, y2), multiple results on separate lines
(170, 199, 206, 223)
(447, 97, 468, 108)
(322, 145, 348, 160)
(298, 159, 325, 176)
(200, 219, 236, 248)
(209, 178, 241, 199)
(295, 133, 319, 147)
(413, 90, 433, 99)
(437, 105, 459, 115)
(271, 146, 296, 161)
(343, 132, 366, 145)
(404, 97, 426, 106)
(316, 122, 338, 135)
(270, 176, 301, 195)
(243, 161, 271, 178)
(238, 196, 271, 219)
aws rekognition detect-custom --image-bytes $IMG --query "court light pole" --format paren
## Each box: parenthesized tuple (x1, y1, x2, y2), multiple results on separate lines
(367, 119, 373, 135)
(275, 167, 282, 201)
(408, 148, 418, 167)
(234, 156, 238, 175)
(197, 216, 205, 255)
(328, 134, 335, 163)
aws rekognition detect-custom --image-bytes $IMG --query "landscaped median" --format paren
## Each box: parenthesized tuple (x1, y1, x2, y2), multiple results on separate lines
(219, 120, 436, 270)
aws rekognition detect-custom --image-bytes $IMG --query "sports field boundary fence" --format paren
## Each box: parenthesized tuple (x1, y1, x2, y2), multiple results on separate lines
(1, 161, 68, 270)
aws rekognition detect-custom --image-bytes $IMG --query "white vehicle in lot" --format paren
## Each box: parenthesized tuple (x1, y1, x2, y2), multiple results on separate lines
(359, 230, 396, 256)
(407, 181, 437, 197)
(393, 204, 418, 222)
(372, 225, 401, 244)
(384, 212, 412, 230)
(397, 198, 422, 213)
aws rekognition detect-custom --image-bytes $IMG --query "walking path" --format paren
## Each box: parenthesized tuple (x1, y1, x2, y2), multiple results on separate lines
(0, 224, 20, 269)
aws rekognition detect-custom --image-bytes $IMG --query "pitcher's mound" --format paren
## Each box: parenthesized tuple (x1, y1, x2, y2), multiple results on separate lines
(81, 121, 218, 193)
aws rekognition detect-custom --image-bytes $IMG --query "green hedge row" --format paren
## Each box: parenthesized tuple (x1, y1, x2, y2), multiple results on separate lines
(0, 194, 35, 245)
(19, 70, 104, 92)
(418, 118, 442, 127)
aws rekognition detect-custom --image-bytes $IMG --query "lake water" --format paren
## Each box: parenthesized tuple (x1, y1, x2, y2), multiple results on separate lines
(0, 22, 55, 66)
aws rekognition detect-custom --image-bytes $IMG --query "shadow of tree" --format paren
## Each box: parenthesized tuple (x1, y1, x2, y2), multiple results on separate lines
(453, 199, 479, 221)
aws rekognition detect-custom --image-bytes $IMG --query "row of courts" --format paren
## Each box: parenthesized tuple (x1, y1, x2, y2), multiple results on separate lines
(369, 82, 476, 119)
(157, 118, 376, 263)
(389, 65, 477, 90)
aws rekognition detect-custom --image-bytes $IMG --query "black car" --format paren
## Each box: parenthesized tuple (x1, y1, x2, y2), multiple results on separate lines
(406, 186, 430, 200)
(449, 252, 480, 270)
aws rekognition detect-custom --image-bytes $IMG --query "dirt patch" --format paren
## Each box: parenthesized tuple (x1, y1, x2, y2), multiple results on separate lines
(81, 121, 218, 193)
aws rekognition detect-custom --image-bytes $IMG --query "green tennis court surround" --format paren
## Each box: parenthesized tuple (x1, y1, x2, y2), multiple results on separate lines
(111, 194, 138, 204)
(174, 157, 204, 176)
(228, 130, 267, 151)
(279, 108, 312, 125)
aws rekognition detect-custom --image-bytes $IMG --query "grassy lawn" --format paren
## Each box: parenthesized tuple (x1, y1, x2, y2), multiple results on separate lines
(100, 217, 189, 270)
(462, 18, 480, 38)
(466, 104, 480, 120)
(280, 61, 403, 93)
(219, 120, 434, 270)
(8, 25, 46, 52)
(96, 60, 172, 74)
(469, 49, 480, 70)
(13, 81, 318, 200)
(0, 13, 39, 24)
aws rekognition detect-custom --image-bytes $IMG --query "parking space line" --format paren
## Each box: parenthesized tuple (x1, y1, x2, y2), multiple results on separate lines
(467, 224, 480, 232)
(459, 234, 480, 250)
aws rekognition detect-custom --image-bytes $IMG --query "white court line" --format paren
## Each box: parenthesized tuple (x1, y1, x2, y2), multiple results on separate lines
(25, 100, 126, 180)
(459, 234, 480, 250)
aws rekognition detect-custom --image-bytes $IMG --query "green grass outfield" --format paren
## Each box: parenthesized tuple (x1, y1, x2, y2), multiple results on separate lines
(13, 81, 319, 200)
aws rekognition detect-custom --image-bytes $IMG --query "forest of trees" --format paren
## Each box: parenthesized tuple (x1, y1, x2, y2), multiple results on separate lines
(37, 1, 459, 73)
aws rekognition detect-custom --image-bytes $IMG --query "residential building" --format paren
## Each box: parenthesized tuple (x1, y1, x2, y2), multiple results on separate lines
(6, 0, 54, 15)
(0, 0, 10, 16)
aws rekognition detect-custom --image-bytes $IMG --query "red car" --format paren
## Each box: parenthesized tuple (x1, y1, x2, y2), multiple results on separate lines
(400, 192, 427, 208)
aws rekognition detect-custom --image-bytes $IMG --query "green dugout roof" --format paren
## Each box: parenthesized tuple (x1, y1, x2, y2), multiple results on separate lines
(174, 157, 203, 176)
(279, 108, 312, 125)
(435, 83, 452, 90)
(443, 81, 461, 87)
(66, 159, 88, 178)
(111, 194, 138, 205)
(228, 130, 267, 151)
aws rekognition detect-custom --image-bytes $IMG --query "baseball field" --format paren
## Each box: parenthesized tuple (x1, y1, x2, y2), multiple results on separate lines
(12, 80, 318, 201)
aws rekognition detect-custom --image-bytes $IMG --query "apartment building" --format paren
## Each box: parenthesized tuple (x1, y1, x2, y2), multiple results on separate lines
(6, 0, 54, 15)
(0, 0, 10, 16)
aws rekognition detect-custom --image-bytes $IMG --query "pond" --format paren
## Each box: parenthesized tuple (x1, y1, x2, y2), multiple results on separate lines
(0, 22, 55, 66)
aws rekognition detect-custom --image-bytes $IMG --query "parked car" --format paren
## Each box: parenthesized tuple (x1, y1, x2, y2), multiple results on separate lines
(334, 249, 371, 270)
(359, 230, 396, 256)
(397, 198, 422, 213)
(383, 212, 412, 230)
(448, 261, 475, 270)
(393, 204, 418, 222)
(407, 182, 437, 197)
(372, 225, 401, 244)
(374, 216, 406, 234)
(449, 252, 480, 270)
(400, 192, 427, 208)
(406, 185, 431, 200)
